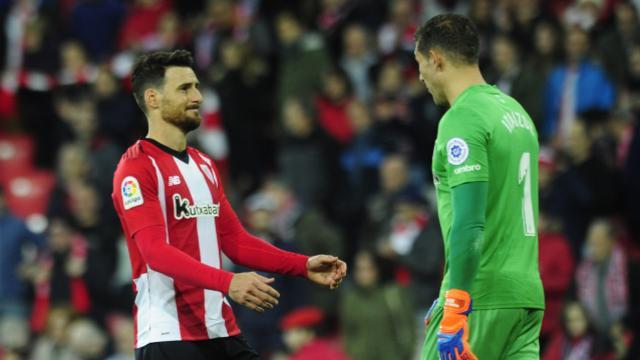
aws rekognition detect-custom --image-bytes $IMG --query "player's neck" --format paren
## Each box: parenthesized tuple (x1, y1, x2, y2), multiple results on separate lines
(146, 117, 187, 152)
(445, 67, 487, 106)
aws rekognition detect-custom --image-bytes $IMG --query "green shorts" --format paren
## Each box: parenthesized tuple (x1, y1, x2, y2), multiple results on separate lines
(421, 306, 543, 360)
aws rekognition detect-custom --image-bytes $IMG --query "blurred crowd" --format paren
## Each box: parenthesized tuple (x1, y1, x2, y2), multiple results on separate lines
(0, 0, 640, 359)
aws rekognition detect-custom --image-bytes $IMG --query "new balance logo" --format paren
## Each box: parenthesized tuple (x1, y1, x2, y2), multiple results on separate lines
(168, 176, 181, 186)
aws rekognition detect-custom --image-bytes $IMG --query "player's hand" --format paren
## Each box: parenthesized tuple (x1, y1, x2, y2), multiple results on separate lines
(228, 272, 280, 313)
(306, 255, 347, 290)
(437, 289, 477, 360)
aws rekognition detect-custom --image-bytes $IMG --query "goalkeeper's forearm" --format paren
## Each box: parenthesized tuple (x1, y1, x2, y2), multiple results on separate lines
(448, 181, 487, 291)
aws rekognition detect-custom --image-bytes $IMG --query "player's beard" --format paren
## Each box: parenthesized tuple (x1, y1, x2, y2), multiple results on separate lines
(432, 90, 449, 107)
(428, 82, 449, 107)
(161, 103, 201, 134)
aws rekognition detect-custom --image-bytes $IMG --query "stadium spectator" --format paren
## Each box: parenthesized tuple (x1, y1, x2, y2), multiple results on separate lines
(105, 315, 135, 360)
(538, 212, 575, 342)
(211, 39, 274, 196)
(361, 153, 412, 244)
(597, 2, 640, 86)
(233, 192, 309, 358)
(281, 306, 350, 360)
(340, 24, 377, 104)
(276, 12, 331, 107)
(542, 301, 614, 360)
(58, 41, 96, 86)
(521, 20, 563, 126)
(371, 60, 416, 156)
(69, 0, 125, 61)
(314, 68, 355, 145)
(47, 143, 93, 219)
(0, 187, 45, 318)
(65, 318, 109, 360)
(28, 218, 90, 332)
(118, 0, 172, 51)
(375, 187, 443, 308)
(53, 86, 122, 197)
(279, 98, 336, 208)
(543, 26, 615, 144)
(260, 180, 345, 317)
(340, 250, 416, 360)
(554, 118, 620, 254)
(489, 30, 549, 126)
(576, 219, 628, 333)
(0, 314, 30, 359)
(29, 306, 78, 360)
(377, 0, 417, 59)
(93, 67, 141, 149)
(339, 100, 385, 210)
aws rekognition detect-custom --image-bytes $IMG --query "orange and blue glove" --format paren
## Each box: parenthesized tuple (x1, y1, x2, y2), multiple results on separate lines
(437, 289, 477, 360)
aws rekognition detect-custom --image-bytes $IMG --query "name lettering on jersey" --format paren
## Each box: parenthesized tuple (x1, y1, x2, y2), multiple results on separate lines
(121, 176, 144, 209)
(453, 164, 482, 174)
(501, 111, 534, 135)
(173, 194, 220, 219)
(167, 176, 181, 186)
(446, 138, 469, 165)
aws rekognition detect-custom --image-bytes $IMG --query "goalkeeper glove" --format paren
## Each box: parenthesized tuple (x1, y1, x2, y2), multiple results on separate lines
(437, 289, 477, 360)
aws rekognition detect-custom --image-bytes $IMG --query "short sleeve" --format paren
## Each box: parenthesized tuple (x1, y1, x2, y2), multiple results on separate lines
(440, 106, 490, 188)
(112, 157, 165, 236)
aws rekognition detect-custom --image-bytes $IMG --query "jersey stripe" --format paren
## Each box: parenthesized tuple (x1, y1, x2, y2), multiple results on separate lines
(145, 156, 181, 345)
(175, 156, 229, 338)
(191, 150, 240, 336)
(156, 156, 207, 340)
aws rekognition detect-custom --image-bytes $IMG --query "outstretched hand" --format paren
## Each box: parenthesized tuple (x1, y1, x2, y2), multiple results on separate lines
(228, 272, 280, 313)
(306, 255, 347, 290)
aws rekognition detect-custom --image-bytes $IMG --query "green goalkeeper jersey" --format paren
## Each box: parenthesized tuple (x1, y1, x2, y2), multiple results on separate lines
(432, 84, 544, 310)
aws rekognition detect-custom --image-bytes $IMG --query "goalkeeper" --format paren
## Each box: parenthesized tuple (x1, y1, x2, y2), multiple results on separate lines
(413, 14, 545, 359)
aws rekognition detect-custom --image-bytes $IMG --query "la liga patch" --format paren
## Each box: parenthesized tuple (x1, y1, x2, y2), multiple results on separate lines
(446, 137, 469, 165)
(122, 176, 144, 209)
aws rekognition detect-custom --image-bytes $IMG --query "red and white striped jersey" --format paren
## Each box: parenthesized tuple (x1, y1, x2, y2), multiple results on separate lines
(112, 139, 240, 348)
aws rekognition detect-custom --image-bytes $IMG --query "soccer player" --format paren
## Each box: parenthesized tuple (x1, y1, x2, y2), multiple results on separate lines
(413, 15, 545, 359)
(111, 50, 347, 360)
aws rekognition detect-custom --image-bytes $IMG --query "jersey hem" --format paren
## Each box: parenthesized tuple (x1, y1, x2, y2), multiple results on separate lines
(135, 328, 242, 349)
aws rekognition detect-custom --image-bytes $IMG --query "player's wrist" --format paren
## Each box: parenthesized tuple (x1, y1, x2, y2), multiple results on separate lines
(297, 254, 310, 278)
(215, 270, 235, 295)
(443, 288, 472, 315)
(439, 289, 472, 334)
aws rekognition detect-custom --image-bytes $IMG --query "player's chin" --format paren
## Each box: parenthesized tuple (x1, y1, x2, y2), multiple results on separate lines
(179, 117, 201, 133)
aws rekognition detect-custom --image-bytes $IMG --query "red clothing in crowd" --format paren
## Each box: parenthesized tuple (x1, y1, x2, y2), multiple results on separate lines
(289, 339, 351, 360)
(315, 96, 354, 144)
(539, 231, 574, 338)
(118, 0, 172, 49)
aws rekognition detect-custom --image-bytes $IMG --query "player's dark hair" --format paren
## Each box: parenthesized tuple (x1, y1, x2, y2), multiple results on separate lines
(414, 14, 480, 65)
(131, 49, 195, 113)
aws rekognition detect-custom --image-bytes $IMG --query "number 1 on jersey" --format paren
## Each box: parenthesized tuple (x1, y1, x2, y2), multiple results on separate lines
(518, 152, 536, 236)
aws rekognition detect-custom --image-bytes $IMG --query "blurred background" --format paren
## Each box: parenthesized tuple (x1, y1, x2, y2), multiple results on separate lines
(0, 0, 639, 359)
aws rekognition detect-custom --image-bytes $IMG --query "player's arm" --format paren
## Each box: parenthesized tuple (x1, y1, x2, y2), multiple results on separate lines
(437, 106, 489, 360)
(216, 192, 346, 289)
(448, 181, 487, 292)
(113, 158, 238, 292)
(134, 225, 234, 291)
(114, 156, 280, 312)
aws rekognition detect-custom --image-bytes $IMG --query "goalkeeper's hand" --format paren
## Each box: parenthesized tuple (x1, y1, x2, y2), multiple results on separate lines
(437, 289, 477, 360)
